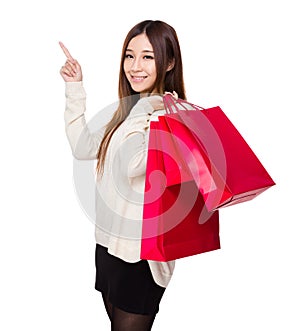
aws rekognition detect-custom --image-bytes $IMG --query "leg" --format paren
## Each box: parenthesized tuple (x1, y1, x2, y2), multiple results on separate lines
(111, 306, 156, 331)
(101, 293, 113, 321)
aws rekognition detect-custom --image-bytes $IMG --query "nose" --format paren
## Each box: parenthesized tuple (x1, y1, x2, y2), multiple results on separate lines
(131, 57, 142, 72)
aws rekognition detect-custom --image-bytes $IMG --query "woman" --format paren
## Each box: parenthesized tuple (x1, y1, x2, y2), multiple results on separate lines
(60, 20, 186, 331)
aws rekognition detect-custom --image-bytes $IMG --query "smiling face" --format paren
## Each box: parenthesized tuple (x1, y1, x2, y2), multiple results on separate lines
(123, 33, 157, 94)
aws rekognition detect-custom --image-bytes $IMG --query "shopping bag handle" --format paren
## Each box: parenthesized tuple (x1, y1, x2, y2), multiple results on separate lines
(163, 94, 205, 114)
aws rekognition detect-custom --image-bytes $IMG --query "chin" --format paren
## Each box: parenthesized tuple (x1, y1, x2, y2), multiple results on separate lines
(131, 88, 149, 94)
(131, 84, 155, 94)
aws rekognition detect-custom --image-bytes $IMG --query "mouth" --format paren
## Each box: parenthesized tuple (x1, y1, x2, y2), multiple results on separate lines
(131, 75, 147, 82)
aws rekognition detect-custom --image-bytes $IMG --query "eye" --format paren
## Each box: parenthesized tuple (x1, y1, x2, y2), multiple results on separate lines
(144, 55, 154, 60)
(125, 53, 134, 59)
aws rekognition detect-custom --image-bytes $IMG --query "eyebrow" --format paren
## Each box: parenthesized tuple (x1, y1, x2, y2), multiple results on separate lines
(126, 48, 154, 53)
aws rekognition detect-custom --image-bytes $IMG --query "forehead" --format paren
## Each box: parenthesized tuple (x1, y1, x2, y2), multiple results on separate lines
(127, 33, 153, 51)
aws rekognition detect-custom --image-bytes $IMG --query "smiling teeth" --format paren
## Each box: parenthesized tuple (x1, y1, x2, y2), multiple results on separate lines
(132, 76, 146, 81)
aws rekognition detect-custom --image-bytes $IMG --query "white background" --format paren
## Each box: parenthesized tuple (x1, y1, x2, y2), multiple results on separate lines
(1, 0, 299, 330)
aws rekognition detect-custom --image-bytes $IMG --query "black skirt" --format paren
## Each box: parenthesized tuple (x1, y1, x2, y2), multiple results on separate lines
(95, 244, 166, 315)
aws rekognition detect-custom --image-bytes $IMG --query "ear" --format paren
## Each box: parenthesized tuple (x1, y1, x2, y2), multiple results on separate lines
(166, 58, 175, 72)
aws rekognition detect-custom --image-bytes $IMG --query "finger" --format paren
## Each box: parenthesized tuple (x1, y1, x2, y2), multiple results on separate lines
(164, 91, 175, 99)
(59, 41, 75, 61)
(65, 59, 77, 75)
(172, 91, 178, 99)
(61, 65, 75, 77)
(74, 60, 81, 70)
(60, 68, 72, 78)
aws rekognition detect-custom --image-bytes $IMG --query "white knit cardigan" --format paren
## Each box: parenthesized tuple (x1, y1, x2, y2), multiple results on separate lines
(64, 82, 175, 287)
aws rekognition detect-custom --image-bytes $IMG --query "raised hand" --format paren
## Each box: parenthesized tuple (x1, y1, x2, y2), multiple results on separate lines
(59, 41, 83, 82)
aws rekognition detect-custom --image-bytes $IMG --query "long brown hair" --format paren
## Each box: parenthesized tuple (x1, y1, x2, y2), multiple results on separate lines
(96, 20, 186, 174)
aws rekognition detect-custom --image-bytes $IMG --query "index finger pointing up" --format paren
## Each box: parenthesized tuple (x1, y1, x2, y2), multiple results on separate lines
(59, 41, 75, 61)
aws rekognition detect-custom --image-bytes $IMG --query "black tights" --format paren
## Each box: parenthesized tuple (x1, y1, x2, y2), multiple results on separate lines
(102, 293, 156, 331)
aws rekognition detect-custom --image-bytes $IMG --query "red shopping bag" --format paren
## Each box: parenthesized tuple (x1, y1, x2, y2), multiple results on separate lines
(162, 94, 276, 211)
(141, 120, 220, 262)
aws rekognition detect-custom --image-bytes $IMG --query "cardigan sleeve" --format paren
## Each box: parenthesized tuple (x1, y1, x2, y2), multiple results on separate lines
(64, 82, 104, 160)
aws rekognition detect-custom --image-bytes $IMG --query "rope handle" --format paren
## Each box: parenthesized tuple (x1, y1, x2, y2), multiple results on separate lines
(163, 93, 205, 114)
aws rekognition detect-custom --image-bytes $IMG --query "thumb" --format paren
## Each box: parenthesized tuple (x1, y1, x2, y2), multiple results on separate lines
(73, 60, 83, 80)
